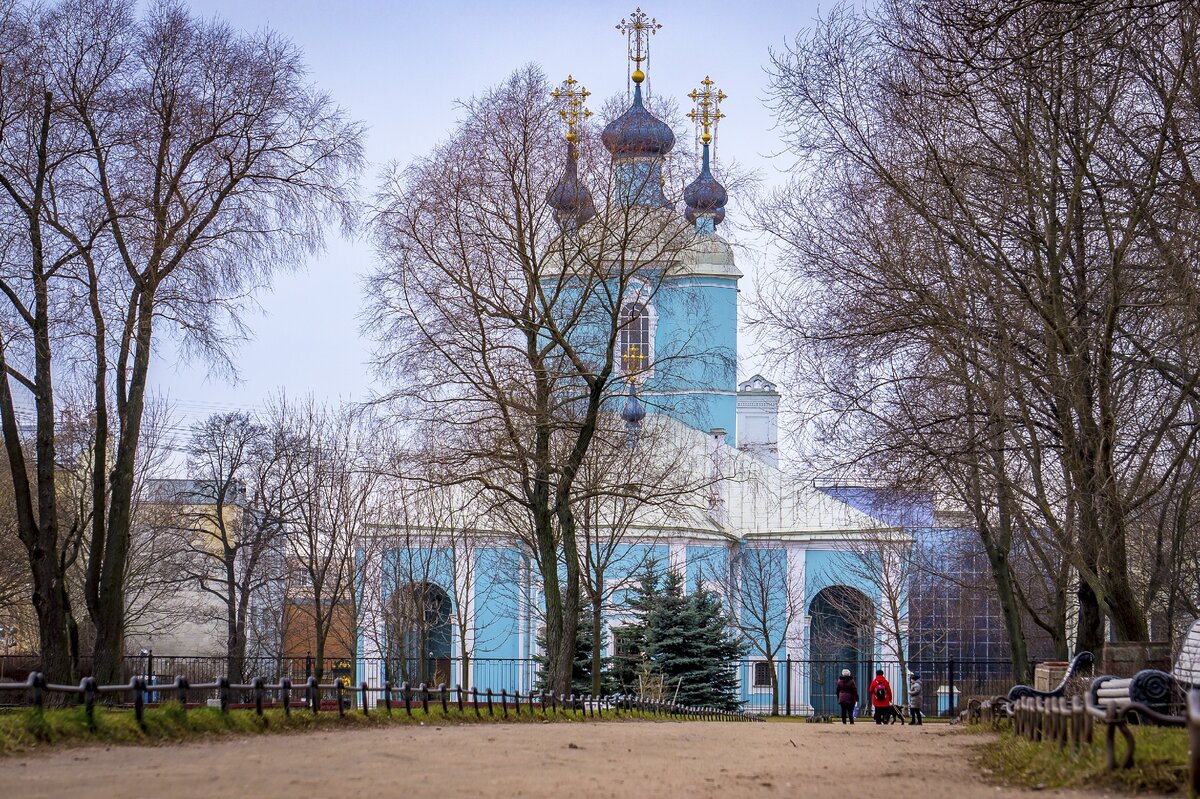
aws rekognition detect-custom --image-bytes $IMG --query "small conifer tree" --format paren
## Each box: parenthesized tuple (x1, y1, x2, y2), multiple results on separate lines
(644, 570, 744, 710)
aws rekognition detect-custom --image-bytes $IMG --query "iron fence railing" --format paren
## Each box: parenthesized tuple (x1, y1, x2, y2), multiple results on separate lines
(0, 671, 762, 726)
(736, 658, 1024, 717)
(0, 653, 1032, 717)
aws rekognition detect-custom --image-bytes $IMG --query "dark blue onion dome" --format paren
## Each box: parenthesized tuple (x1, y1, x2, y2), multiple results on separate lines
(602, 82, 676, 159)
(683, 139, 727, 233)
(601, 79, 675, 208)
(619, 382, 647, 427)
(546, 140, 596, 230)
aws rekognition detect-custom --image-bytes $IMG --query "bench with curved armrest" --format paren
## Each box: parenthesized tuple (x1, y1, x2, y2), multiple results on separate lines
(1006, 651, 1095, 703)
(1085, 671, 1191, 770)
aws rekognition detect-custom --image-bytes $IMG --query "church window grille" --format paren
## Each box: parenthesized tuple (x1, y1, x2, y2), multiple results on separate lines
(752, 660, 773, 688)
(619, 297, 655, 378)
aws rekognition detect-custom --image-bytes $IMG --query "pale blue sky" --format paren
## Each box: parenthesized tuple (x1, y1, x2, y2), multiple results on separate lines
(151, 0, 824, 444)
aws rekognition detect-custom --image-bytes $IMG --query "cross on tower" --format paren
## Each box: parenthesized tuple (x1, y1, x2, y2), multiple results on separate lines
(688, 76, 727, 147)
(550, 75, 592, 143)
(616, 7, 662, 86)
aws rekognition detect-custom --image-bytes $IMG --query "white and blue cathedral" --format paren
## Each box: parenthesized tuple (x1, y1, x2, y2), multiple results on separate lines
(358, 19, 942, 714)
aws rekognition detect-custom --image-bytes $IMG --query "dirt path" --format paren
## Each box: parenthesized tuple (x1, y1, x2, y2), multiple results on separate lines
(4, 720, 1096, 798)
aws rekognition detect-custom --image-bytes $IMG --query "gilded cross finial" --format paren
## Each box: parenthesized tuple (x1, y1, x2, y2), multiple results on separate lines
(622, 344, 648, 382)
(551, 75, 592, 143)
(616, 8, 661, 85)
(688, 76, 727, 146)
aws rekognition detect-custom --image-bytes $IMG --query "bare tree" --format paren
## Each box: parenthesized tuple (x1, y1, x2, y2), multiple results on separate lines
(280, 399, 376, 684)
(701, 541, 803, 715)
(575, 414, 713, 695)
(757, 0, 1200, 672)
(164, 411, 296, 682)
(0, 0, 364, 683)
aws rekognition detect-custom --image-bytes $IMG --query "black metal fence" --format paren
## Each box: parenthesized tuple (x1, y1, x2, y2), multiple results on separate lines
(736, 658, 1022, 717)
(1, 653, 1027, 716)
(0, 670, 762, 725)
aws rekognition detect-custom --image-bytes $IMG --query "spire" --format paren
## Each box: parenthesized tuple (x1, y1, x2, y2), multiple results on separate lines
(603, 9, 674, 208)
(684, 76, 729, 233)
(547, 76, 596, 230)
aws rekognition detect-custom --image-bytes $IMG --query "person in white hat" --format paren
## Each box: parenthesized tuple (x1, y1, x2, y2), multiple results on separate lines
(836, 668, 859, 724)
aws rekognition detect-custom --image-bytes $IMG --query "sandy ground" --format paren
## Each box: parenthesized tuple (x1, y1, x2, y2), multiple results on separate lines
(3, 719, 1099, 798)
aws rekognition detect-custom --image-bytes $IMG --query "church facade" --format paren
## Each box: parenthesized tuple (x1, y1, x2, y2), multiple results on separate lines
(358, 11, 923, 714)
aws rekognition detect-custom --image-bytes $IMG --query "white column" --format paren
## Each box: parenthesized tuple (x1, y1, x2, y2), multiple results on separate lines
(668, 540, 686, 577)
(358, 538, 386, 707)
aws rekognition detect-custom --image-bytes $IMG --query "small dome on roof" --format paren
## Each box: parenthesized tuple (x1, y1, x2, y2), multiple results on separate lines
(602, 83, 675, 160)
(683, 142, 728, 227)
(546, 141, 595, 229)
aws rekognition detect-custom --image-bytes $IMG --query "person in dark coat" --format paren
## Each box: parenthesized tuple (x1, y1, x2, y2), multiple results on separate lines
(835, 668, 859, 724)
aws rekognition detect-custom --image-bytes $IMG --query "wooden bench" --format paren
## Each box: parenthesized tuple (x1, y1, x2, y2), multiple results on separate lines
(1086, 620, 1200, 770)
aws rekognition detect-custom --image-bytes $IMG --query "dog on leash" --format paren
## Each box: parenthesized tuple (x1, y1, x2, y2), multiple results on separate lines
(880, 704, 908, 724)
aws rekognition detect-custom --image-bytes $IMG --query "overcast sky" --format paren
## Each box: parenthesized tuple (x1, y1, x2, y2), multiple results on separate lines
(150, 0, 825, 450)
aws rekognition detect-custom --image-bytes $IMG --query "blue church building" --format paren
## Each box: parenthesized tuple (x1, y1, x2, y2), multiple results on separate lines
(358, 12, 934, 714)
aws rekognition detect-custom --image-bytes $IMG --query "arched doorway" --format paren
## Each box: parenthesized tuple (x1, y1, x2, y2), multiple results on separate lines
(384, 582, 453, 687)
(809, 585, 874, 717)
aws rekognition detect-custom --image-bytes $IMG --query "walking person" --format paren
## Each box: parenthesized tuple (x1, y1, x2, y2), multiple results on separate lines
(868, 669, 892, 725)
(836, 668, 859, 724)
(908, 673, 924, 725)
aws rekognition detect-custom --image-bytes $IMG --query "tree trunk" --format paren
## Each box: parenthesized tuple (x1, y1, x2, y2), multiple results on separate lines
(591, 595, 603, 696)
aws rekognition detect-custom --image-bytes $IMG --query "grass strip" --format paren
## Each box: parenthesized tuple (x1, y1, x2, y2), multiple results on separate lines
(977, 724, 1189, 794)
(0, 702, 665, 755)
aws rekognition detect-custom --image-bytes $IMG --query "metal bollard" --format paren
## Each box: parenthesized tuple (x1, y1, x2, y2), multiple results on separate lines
(82, 677, 96, 727)
(472, 687, 481, 718)
(486, 688, 494, 717)
(281, 678, 292, 717)
(133, 677, 146, 728)
(383, 681, 392, 715)
(253, 677, 265, 717)
(218, 676, 230, 714)
(419, 683, 429, 714)
(440, 684, 448, 714)
(500, 689, 508, 717)
(361, 681, 370, 716)
(456, 683, 464, 713)
(336, 680, 346, 718)
(403, 682, 412, 715)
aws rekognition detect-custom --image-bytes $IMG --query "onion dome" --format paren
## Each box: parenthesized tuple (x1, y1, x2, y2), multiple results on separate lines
(602, 82, 675, 160)
(683, 141, 727, 230)
(546, 140, 595, 230)
(619, 382, 647, 427)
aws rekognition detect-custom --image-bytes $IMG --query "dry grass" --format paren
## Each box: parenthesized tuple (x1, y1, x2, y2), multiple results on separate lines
(0, 701, 650, 755)
(977, 723, 1190, 794)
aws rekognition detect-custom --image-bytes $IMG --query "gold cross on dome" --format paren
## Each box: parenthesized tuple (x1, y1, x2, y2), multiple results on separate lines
(616, 8, 662, 83)
(688, 76, 727, 145)
(551, 76, 592, 143)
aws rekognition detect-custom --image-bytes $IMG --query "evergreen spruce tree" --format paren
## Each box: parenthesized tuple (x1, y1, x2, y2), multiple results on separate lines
(610, 559, 662, 693)
(644, 570, 744, 710)
(687, 584, 744, 709)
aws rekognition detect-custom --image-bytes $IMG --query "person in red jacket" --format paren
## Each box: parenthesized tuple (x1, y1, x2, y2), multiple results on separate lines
(868, 669, 892, 725)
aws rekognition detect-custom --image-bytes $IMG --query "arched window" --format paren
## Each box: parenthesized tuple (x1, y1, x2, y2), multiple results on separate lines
(619, 295, 655, 379)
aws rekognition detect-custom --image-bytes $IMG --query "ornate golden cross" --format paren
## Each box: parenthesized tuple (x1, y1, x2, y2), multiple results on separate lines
(688, 76, 727, 145)
(550, 75, 592, 143)
(616, 8, 662, 84)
